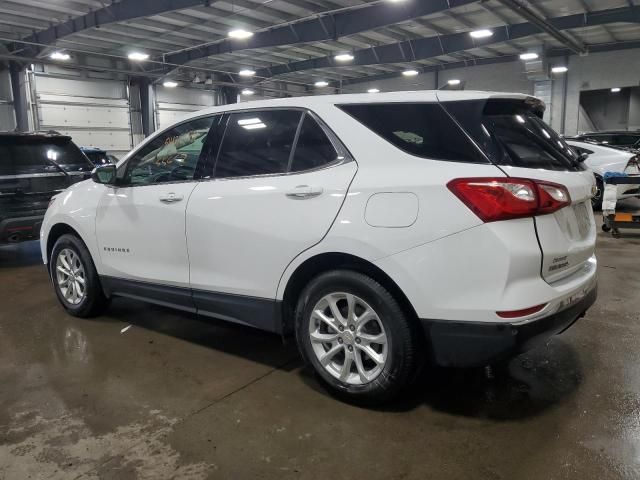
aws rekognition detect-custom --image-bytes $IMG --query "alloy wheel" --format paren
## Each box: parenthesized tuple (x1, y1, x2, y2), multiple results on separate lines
(55, 248, 86, 305)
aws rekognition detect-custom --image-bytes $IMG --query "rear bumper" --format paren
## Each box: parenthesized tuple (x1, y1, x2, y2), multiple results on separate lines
(0, 215, 44, 244)
(421, 283, 597, 367)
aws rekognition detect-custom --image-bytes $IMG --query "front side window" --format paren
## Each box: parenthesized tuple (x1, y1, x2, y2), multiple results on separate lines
(290, 114, 339, 172)
(338, 103, 485, 163)
(122, 116, 215, 186)
(214, 110, 302, 178)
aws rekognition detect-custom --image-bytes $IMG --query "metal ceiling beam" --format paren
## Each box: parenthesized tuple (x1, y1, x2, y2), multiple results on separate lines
(164, 0, 479, 66)
(12, 0, 210, 57)
(494, 0, 587, 54)
(255, 6, 640, 79)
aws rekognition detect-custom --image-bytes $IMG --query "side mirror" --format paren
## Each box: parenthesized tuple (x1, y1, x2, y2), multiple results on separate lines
(91, 164, 117, 185)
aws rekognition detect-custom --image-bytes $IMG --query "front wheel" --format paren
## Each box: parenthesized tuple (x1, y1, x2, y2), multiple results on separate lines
(295, 270, 423, 404)
(50, 234, 108, 317)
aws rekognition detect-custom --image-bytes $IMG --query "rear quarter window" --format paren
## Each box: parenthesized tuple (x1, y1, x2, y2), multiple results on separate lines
(338, 103, 487, 163)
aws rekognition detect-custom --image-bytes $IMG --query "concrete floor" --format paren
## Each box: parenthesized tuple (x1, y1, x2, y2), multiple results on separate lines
(1, 212, 640, 480)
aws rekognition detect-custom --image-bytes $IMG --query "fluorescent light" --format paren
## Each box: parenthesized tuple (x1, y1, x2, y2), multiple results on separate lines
(228, 29, 253, 39)
(402, 69, 419, 77)
(241, 88, 255, 95)
(243, 123, 266, 130)
(239, 69, 256, 77)
(334, 53, 354, 62)
(237, 118, 262, 126)
(163, 81, 178, 88)
(519, 52, 539, 60)
(448, 79, 461, 86)
(315, 81, 329, 87)
(552, 66, 568, 73)
(128, 52, 149, 61)
(611, 87, 621, 93)
(367, 88, 380, 93)
(470, 29, 493, 39)
(50, 51, 70, 61)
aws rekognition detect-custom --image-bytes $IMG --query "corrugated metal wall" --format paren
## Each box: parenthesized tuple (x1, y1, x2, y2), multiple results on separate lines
(33, 75, 133, 157)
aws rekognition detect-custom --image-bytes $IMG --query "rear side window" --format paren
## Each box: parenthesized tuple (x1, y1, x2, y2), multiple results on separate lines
(0, 136, 91, 176)
(290, 114, 338, 172)
(338, 103, 485, 163)
(612, 135, 640, 146)
(215, 110, 302, 178)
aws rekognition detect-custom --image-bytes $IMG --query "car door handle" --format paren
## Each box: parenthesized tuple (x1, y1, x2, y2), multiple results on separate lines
(159, 192, 184, 203)
(285, 185, 324, 200)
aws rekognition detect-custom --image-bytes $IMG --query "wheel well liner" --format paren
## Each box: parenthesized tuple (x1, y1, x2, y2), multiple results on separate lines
(280, 252, 418, 334)
(46, 223, 82, 265)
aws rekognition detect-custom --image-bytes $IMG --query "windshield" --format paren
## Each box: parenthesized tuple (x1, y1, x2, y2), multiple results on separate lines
(0, 136, 93, 175)
(444, 99, 584, 172)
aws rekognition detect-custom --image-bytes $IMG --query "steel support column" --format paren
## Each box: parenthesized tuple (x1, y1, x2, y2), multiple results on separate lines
(9, 62, 28, 132)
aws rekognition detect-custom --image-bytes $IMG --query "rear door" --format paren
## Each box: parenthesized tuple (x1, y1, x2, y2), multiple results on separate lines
(444, 97, 596, 284)
(186, 109, 356, 328)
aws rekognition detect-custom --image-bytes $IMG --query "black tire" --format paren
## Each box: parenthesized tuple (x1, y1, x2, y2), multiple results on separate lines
(592, 177, 603, 211)
(50, 234, 109, 317)
(295, 270, 423, 404)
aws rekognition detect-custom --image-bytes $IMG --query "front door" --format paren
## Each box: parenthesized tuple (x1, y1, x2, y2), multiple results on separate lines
(95, 116, 217, 296)
(186, 110, 357, 329)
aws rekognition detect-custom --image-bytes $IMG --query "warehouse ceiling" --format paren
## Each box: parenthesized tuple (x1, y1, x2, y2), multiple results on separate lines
(0, 0, 639, 96)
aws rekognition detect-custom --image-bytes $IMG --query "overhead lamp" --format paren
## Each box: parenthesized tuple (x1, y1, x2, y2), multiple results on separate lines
(402, 69, 419, 77)
(239, 69, 256, 77)
(448, 79, 462, 86)
(551, 66, 568, 74)
(470, 29, 493, 39)
(163, 81, 178, 88)
(128, 52, 149, 61)
(367, 88, 380, 93)
(50, 51, 70, 61)
(611, 87, 621, 93)
(519, 52, 539, 60)
(228, 29, 253, 40)
(315, 81, 329, 87)
(334, 53, 354, 62)
(241, 88, 255, 95)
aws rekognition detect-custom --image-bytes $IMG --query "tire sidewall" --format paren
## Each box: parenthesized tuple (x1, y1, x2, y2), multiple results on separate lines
(50, 234, 103, 317)
(296, 270, 416, 401)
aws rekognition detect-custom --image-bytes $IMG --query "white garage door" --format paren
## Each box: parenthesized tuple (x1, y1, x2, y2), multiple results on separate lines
(155, 85, 217, 130)
(34, 76, 133, 158)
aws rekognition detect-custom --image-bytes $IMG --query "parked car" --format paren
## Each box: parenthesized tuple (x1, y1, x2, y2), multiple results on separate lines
(41, 91, 598, 403)
(0, 131, 93, 244)
(80, 147, 119, 166)
(567, 140, 640, 209)
(570, 130, 640, 152)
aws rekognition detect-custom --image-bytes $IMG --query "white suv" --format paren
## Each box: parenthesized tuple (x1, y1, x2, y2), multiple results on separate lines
(42, 91, 598, 403)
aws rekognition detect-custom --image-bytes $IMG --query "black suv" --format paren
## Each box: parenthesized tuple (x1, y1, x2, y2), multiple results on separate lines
(0, 132, 93, 244)
(571, 131, 640, 151)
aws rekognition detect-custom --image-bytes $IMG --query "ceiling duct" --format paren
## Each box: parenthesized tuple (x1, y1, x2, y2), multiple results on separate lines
(523, 47, 549, 81)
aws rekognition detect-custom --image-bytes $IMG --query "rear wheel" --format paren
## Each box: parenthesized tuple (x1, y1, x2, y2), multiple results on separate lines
(592, 177, 604, 211)
(295, 270, 423, 404)
(50, 234, 108, 317)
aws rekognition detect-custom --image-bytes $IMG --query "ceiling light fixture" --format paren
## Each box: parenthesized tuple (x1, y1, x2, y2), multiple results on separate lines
(470, 29, 493, 39)
(519, 52, 539, 60)
(367, 88, 380, 93)
(241, 88, 255, 95)
(128, 52, 149, 61)
(551, 66, 568, 73)
(402, 69, 419, 77)
(50, 51, 70, 61)
(228, 29, 253, 39)
(334, 53, 354, 62)
(163, 81, 178, 88)
(239, 69, 256, 77)
(315, 81, 329, 87)
(448, 79, 462, 86)
(611, 87, 621, 93)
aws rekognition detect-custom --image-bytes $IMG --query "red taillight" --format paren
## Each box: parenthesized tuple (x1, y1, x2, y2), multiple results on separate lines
(627, 155, 639, 169)
(497, 304, 546, 319)
(447, 177, 571, 222)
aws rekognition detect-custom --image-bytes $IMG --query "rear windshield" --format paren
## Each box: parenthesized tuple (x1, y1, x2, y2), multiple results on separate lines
(443, 99, 584, 172)
(338, 103, 486, 163)
(0, 136, 93, 176)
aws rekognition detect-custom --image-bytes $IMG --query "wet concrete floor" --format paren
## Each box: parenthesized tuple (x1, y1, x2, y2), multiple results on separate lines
(1, 211, 640, 479)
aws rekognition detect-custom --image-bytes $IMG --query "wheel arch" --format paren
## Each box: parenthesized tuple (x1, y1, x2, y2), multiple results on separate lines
(46, 223, 83, 266)
(280, 252, 419, 335)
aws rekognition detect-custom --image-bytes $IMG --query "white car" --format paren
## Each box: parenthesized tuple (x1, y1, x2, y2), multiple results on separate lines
(567, 140, 640, 208)
(42, 91, 598, 403)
